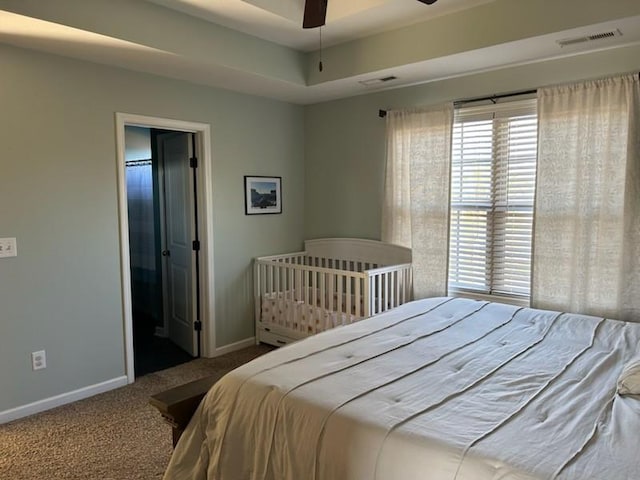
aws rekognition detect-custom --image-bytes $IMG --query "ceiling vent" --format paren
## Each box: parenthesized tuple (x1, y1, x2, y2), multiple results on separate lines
(359, 76, 398, 86)
(557, 29, 622, 47)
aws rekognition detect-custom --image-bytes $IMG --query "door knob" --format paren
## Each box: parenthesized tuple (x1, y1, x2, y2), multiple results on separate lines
(162, 250, 171, 257)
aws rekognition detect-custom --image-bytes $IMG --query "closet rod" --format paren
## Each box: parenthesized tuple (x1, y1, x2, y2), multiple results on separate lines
(378, 88, 537, 118)
(125, 159, 152, 166)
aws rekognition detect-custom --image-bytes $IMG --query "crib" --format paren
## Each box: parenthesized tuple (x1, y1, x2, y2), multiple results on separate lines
(254, 238, 412, 347)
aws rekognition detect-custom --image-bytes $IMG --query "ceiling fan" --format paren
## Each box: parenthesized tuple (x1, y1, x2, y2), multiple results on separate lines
(303, 0, 438, 29)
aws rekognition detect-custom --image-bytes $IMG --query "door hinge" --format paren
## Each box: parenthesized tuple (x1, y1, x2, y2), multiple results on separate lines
(190, 157, 198, 168)
(192, 240, 200, 251)
(194, 320, 202, 332)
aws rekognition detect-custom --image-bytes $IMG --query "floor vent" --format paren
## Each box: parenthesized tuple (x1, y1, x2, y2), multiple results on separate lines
(557, 29, 622, 47)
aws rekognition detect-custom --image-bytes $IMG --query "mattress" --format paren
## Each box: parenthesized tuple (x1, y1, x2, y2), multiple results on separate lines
(261, 290, 359, 333)
(164, 297, 640, 480)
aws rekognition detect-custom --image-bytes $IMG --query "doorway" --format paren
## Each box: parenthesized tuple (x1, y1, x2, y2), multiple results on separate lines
(125, 127, 198, 376)
(116, 114, 216, 383)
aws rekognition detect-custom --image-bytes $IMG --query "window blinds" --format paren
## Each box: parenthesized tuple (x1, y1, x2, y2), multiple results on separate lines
(448, 99, 537, 298)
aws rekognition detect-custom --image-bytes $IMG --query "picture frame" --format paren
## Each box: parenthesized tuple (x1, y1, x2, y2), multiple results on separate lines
(244, 176, 282, 215)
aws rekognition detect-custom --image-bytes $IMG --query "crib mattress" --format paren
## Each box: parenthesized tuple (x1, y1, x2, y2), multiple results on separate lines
(164, 297, 640, 480)
(260, 290, 358, 334)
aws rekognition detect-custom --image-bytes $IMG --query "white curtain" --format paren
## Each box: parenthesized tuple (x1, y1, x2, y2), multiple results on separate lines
(532, 74, 640, 322)
(382, 104, 453, 299)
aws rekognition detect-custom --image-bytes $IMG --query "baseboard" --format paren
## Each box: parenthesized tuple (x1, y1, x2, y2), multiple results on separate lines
(0, 376, 128, 425)
(212, 336, 256, 357)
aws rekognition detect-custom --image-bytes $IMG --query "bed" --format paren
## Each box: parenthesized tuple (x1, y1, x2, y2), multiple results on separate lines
(163, 297, 640, 480)
(254, 238, 412, 346)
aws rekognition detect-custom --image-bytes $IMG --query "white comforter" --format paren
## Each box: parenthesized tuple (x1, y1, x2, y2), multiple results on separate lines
(164, 297, 640, 480)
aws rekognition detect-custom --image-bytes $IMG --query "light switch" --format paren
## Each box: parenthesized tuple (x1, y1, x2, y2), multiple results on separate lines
(0, 237, 17, 258)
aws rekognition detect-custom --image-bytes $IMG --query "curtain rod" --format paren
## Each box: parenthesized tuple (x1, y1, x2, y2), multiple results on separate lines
(453, 89, 537, 106)
(378, 88, 537, 118)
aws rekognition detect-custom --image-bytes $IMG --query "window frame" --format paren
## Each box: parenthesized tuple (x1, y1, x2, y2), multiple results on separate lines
(447, 98, 538, 307)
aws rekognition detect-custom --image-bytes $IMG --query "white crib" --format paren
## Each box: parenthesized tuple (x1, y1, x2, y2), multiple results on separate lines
(254, 238, 412, 347)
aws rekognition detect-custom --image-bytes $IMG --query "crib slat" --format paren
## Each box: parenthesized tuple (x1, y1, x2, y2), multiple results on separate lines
(312, 271, 318, 310)
(335, 274, 344, 324)
(306, 272, 314, 335)
(316, 273, 321, 327)
(404, 267, 410, 303)
(384, 273, 388, 312)
(389, 270, 395, 308)
(304, 270, 309, 305)
(345, 274, 352, 323)
(337, 275, 343, 325)
(354, 277, 361, 318)
(363, 275, 371, 317)
(389, 272, 394, 308)
(402, 269, 411, 303)
(377, 274, 382, 314)
(254, 261, 261, 326)
(328, 274, 335, 316)
(385, 272, 390, 310)
(320, 272, 327, 330)
(319, 272, 326, 311)
(269, 264, 275, 293)
(288, 267, 295, 330)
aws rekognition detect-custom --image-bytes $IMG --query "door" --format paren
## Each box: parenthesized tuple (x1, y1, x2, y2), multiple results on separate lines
(158, 131, 197, 356)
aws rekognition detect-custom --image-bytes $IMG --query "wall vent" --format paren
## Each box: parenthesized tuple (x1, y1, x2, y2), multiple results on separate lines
(557, 29, 622, 47)
(359, 75, 398, 86)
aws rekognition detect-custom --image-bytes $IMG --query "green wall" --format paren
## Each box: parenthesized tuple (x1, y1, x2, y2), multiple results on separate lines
(304, 44, 640, 240)
(0, 44, 304, 412)
(2, 34, 639, 418)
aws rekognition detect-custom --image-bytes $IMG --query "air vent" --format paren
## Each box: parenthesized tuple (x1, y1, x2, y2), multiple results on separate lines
(557, 29, 622, 47)
(359, 76, 398, 86)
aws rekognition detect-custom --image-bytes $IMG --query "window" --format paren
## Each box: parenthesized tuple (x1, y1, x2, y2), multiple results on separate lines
(448, 99, 537, 300)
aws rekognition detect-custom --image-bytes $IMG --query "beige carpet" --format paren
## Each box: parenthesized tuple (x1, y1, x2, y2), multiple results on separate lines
(0, 345, 273, 480)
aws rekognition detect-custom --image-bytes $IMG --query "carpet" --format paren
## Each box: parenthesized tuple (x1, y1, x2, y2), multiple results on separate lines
(0, 345, 273, 480)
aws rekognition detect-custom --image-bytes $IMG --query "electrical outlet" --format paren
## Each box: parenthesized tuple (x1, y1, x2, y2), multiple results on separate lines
(0, 237, 17, 258)
(32, 350, 46, 371)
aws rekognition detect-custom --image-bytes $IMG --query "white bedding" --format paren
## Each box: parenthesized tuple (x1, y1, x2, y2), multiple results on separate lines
(164, 297, 640, 480)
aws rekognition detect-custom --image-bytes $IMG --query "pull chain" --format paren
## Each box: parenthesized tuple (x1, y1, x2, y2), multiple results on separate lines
(318, 27, 323, 72)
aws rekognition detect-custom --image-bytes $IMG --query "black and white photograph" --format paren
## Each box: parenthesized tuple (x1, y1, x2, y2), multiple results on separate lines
(244, 176, 282, 215)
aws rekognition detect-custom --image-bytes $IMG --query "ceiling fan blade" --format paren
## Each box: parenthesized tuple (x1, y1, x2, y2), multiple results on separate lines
(417, 0, 438, 4)
(303, 0, 328, 29)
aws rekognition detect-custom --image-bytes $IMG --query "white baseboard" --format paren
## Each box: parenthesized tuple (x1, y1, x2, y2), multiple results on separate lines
(0, 376, 128, 425)
(212, 336, 256, 357)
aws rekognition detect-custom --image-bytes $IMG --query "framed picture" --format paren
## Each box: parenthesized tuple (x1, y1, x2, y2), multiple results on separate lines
(244, 176, 282, 215)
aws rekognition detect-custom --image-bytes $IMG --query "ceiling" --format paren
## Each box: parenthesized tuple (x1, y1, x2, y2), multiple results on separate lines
(0, 0, 639, 104)
(146, 0, 496, 51)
